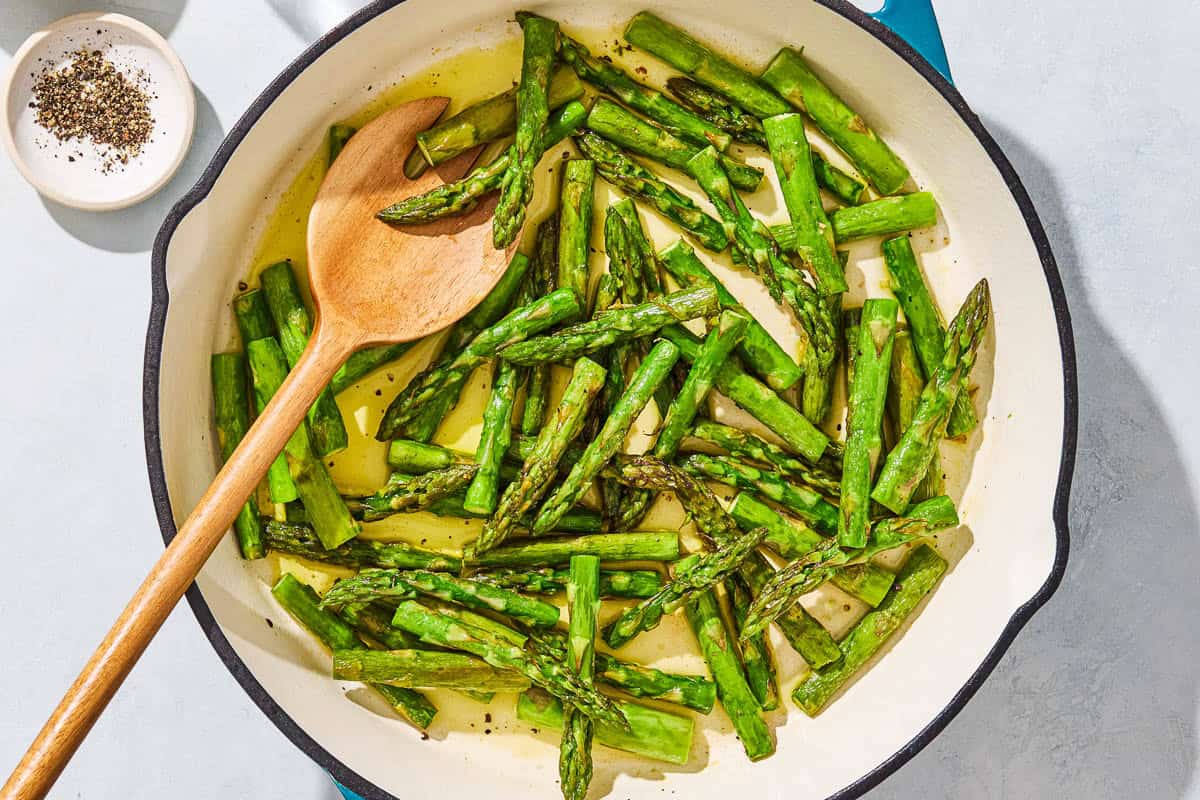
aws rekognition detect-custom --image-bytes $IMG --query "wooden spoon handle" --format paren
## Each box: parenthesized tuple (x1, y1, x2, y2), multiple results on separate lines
(1, 321, 359, 800)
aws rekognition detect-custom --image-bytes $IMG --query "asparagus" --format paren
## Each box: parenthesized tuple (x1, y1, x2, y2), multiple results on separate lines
(889, 329, 945, 500)
(386, 439, 462, 473)
(463, 359, 523, 515)
(470, 358, 606, 555)
(761, 48, 910, 195)
(493, 14, 559, 247)
(603, 206, 643, 305)
(377, 100, 587, 224)
(573, 131, 729, 252)
(763, 113, 845, 294)
(263, 520, 460, 571)
(420, 597, 531, 648)
(612, 198, 663, 297)
(258, 261, 348, 456)
(604, 527, 766, 649)
(232, 290, 298, 504)
(559, 556, 600, 800)
(351, 464, 479, 521)
(883, 235, 978, 437)
(377, 287, 581, 440)
(328, 123, 355, 164)
(246, 338, 358, 548)
(332, 649, 531, 691)
(517, 688, 694, 765)
(666, 325, 834, 461)
(839, 298, 898, 547)
(686, 589, 774, 761)
(739, 551, 841, 668)
(585, 98, 763, 192)
(728, 574, 779, 711)
(800, 291, 844, 426)
(683, 452, 839, 535)
(873, 280, 991, 513)
(472, 568, 663, 599)
(686, 419, 841, 495)
(322, 568, 561, 628)
(532, 341, 679, 534)
(771, 192, 938, 247)
(406, 66, 583, 175)
(557, 159, 595, 306)
(390, 600, 627, 729)
(811, 153, 869, 207)
(498, 286, 719, 366)
(792, 545, 947, 715)
(521, 220, 559, 435)
(844, 306, 862, 390)
(553, 30, 731, 151)
(211, 353, 265, 559)
(624, 12, 789, 119)
(658, 240, 801, 391)
(594, 654, 715, 713)
(272, 575, 435, 728)
(464, 532, 681, 568)
(829, 563, 895, 608)
(337, 602, 422, 650)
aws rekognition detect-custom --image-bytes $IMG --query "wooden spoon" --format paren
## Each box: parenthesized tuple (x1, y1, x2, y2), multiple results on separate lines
(3, 96, 519, 799)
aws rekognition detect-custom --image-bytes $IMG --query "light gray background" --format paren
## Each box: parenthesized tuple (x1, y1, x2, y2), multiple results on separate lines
(1, 1, 1196, 797)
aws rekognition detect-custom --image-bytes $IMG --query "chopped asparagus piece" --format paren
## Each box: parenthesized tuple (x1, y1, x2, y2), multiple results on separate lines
(211, 352, 265, 559)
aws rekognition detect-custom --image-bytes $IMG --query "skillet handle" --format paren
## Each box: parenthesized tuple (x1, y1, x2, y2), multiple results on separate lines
(869, 0, 954, 84)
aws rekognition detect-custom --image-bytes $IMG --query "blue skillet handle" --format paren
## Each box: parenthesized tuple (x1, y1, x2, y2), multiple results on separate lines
(334, 781, 364, 800)
(869, 0, 954, 84)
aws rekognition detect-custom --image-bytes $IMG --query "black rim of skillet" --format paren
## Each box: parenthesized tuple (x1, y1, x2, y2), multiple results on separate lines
(142, 2, 1078, 798)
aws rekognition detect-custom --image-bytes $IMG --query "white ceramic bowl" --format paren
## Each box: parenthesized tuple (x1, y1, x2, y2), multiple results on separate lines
(1, 12, 195, 211)
(144, 2, 1075, 798)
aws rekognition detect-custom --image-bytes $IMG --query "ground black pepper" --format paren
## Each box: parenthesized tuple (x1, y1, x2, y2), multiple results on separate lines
(30, 46, 155, 173)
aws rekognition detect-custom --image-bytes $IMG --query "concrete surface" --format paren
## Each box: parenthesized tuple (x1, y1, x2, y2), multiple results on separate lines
(0, 1, 1196, 798)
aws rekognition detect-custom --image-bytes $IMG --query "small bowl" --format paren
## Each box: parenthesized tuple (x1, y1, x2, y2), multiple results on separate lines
(1, 12, 195, 211)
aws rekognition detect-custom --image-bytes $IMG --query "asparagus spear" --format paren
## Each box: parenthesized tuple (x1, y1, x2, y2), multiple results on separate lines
(498, 286, 719, 366)
(624, 12, 789, 119)
(603, 206, 643, 304)
(322, 569, 562, 628)
(612, 198, 664, 297)
(328, 123, 355, 164)
(839, 298, 898, 547)
(332, 649, 531, 691)
(686, 589, 774, 761)
(377, 100, 587, 224)
(465, 532, 680, 568)
(258, 260, 348, 457)
(232, 290, 298, 504)
(739, 551, 841, 668)
(553, 30, 731, 151)
(272, 575, 435, 727)
(761, 48, 910, 195)
(663, 325, 831, 461)
(604, 527, 766, 649)
(211, 353, 265, 559)
(385, 439, 463, 473)
(337, 602, 422, 650)
(592, 654, 715, 713)
(406, 66, 583, 176)
(800, 290, 844, 426)
(771, 192, 938, 247)
(763, 113, 846, 294)
(351, 464, 479, 521)
(658, 240, 801, 391)
(889, 329, 945, 500)
(873, 280, 991, 513)
(462, 359, 523, 515)
(517, 688, 694, 765)
(683, 452, 839, 535)
(585, 98, 763, 192)
(532, 341, 679, 534)
(263, 520, 460, 571)
(560, 555, 600, 800)
(883, 235, 978, 437)
(472, 567, 663, 599)
(664, 77, 867, 205)
(470, 358, 606, 555)
(792, 545, 947, 715)
(728, 574, 779, 711)
(377, 287, 582, 440)
(493, 14, 559, 247)
(557, 159, 595, 306)
(521, 220, 559, 436)
(573, 131, 729, 252)
(685, 419, 841, 494)
(247, 339, 358, 548)
(391, 600, 628, 729)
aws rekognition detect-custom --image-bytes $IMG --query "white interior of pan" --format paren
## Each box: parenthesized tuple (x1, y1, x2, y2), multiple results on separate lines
(153, 1, 1065, 797)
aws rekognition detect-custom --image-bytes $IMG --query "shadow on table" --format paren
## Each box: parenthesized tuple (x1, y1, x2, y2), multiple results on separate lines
(870, 120, 1200, 798)
(39, 86, 224, 254)
(0, 0, 186, 55)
